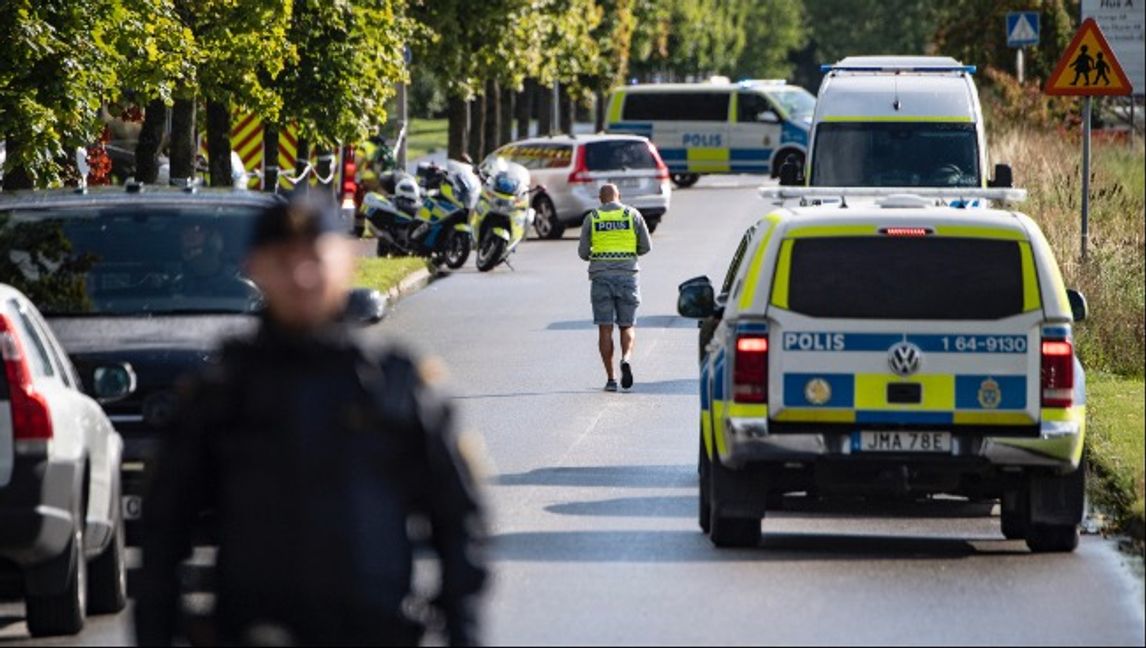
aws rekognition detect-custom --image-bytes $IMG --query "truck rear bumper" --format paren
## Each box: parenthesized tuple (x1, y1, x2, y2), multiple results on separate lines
(0, 456, 81, 567)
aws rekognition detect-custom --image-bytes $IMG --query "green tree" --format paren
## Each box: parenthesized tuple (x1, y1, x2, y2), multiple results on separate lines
(0, 0, 123, 189)
(731, 1, 805, 80)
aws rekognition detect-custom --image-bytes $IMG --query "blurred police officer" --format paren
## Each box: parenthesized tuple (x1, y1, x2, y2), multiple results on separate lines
(135, 195, 487, 646)
(578, 183, 652, 391)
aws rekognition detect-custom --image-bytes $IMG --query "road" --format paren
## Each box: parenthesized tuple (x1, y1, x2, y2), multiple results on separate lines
(2, 176, 1143, 645)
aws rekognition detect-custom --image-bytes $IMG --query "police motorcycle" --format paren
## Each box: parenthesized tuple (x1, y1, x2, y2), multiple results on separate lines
(359, 160, 477, 269)
(469, 157, 536, 272)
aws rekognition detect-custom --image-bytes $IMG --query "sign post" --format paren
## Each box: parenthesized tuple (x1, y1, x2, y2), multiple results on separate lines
(1007, 11, 1040, 83)
(1045, 18, 1134, 261)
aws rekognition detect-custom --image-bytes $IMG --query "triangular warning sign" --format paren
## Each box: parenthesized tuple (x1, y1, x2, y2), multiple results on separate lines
(1045, 18, 1133, 96)
(1010, 15, 1037, 43)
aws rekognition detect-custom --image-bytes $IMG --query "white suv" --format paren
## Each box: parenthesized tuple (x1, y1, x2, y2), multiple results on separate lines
(483, 134, 672, 239)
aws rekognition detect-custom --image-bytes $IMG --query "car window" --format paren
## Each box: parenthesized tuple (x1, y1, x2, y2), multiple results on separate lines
(584, 141, 656, 171)
(24, 303, 78, 388)
(497, 144, 571, 170)
(784, 237, 1025, 320)
(723, 229, 753, 296)
(811, 122, 980, 187)
(0, 204, 264, 316)
(764, 87, 816, 120)
(737, 92, 774, 123)
(622, 92, 730, 122)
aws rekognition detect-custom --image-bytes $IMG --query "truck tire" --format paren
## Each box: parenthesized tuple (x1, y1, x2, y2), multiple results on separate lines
(670, 173, 699, 189)
(25, 526, 86, 636)
(1000, 485, 1029, 540)
(698, 433, 711, 534)
(87, 478, 127, 614)
(708, 458, 762, 548)
(1026, 524, 1079, 553)
(1024, 464, 1084, 553)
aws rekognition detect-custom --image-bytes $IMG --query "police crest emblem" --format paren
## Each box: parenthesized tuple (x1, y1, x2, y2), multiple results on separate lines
(978, 378, 1002, 409)
(805, 378, 832, 405)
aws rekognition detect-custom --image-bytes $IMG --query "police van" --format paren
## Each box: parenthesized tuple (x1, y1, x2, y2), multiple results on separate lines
(606, 80, 814, 189)
(780, 57, 1012, 191)
(677, 187, 1088, 552)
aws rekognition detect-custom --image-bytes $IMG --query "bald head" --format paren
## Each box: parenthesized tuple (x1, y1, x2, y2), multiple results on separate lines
(599, 183, 619, 204)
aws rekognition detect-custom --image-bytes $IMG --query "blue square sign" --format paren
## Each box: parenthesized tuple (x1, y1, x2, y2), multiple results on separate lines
(1007, 11, 1040, 48)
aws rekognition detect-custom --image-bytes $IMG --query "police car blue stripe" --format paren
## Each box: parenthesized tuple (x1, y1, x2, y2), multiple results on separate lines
(609, 121, 653, 136)
(783, 373, 854, 407)
(955, 375, 1026, 409)
(730, 164, 771, 174)
(1042, 325, 1070, 338)
(855, 411, 953, 425)
(780, 332, 1028, 354)
(658, 148, 688, 161)
(729, 148, 773, 161)
(712, 351, 726, 400)
(736, 322, 769, 334)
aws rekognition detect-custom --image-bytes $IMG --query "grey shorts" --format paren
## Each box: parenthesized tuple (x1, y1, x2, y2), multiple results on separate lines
(591, 274, 640, 327)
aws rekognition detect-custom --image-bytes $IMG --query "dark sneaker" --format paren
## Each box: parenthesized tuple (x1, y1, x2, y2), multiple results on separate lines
(604, 379, 619, 392)
(620, 361, 634, 390)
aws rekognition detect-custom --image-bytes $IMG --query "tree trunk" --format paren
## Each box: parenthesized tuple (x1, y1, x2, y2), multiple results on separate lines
(295, 137, 310, 194)
(205, 100, 234, 188)
(314, 144, 335, 202)
(1, 138, 34, 191)
(483, 79, 500, 156)
(467, 94, 484, 162)
(168, 97, 196, 185)
(594, 89, 606, 132)
(537, 84, 552, 135)
(135, 98, 167, 183)
(500, 86, 515, 145)
(262, 124, 279, 192)
(447, 95, 468, 160)
(515, 80, 532, 140)
(559, 86, 574, 135)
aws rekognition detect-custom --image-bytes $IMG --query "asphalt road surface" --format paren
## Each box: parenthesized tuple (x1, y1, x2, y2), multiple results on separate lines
(3, 176, 1143, 645)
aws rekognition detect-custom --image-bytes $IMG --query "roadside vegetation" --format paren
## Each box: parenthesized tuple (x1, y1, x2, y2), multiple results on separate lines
(354, 256, 429, 294)
(990, 118, 1145, 541)
(405, 118, 448, 160)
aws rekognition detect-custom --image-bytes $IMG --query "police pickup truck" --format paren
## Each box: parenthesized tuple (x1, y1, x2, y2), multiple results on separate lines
(677, 188, 1088, 552)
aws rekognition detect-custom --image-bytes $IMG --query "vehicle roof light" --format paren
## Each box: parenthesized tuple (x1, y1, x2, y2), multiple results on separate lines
(821, 64, 977, 74)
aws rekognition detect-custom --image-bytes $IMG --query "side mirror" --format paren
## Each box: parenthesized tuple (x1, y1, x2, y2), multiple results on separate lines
(1066, 288, 1088, 322)
(93, 363, 137, 404)
(343, 288, 388, 326)
(779, 154, 803, 186)
(757, 111, 781, 124)
(677, 275, 716, 319)
(988, 163, 1013, 188)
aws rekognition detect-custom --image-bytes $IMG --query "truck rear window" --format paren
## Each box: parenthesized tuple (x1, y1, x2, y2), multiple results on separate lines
(584, 141, 657, 171)
(784, 237, 1025, 320)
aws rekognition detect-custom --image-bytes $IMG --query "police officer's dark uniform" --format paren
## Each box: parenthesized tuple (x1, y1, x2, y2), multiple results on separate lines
(134, 200, 487, 646)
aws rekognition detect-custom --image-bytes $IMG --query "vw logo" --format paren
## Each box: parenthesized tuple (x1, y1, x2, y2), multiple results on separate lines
(888, 341, 922, 376)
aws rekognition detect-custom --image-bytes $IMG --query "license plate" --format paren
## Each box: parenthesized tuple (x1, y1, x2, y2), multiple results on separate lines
(855, 431, 951, 453)
(613, 178, 641, 189)
(122, 495, 143, 521)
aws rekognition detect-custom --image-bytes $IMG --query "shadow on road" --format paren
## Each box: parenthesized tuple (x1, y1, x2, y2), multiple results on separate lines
(488, 529, 1020, 562)
(492, 465, 695, 489)
(543, 495, 996, 520)
(546, 315, 693, 330)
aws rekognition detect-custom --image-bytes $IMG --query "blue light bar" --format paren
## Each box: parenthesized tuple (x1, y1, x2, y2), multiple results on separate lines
(820, 64, 977, 74)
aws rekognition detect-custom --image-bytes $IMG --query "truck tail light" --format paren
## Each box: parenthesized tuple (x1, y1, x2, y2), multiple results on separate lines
(1040, 339, 1074, 408)
(733, 335, 768, 403)
(567, 145, 592, 184)
(0, 315, 53, 441)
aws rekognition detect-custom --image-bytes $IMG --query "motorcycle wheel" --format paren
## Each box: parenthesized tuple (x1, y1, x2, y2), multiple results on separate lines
(376, 237, 397, 258)
(476, 236, 507, 272)
(445, 232, 472, 269)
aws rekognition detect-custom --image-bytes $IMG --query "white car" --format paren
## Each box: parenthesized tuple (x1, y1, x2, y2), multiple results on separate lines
(484, 134, 672, 239)
(677, 189, 1088, 553)
(0, 284, 130, 636)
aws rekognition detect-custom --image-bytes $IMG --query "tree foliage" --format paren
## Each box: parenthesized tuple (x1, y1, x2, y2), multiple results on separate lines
(932, 0, 1075, 84)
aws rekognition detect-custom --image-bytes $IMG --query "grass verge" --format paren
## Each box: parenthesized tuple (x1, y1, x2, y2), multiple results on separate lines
(406, 118, 448, 160)
(354, 256, 429, 294)
(1086, 373, 1146, 542)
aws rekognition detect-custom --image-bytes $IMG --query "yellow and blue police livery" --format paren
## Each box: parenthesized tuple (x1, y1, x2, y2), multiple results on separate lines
(677, 188, 1088, 552)
(606, 80, 814, 188)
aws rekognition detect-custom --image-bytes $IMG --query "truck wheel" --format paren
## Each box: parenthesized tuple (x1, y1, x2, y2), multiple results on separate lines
(708, 458, 761, 548)
(1000, 485, 1029, 540)
(670, 173, 699, 188)
(532, 195, 565, 240)
(698, 433, 711, 534)
(1026, 524, 1079, 553)
(25, 525, 86, 636)
(87, 478, 127, 614)
(1024, 464, 1084, 553)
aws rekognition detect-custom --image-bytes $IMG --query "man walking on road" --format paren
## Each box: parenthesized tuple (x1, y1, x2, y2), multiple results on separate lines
(135, 196, 488, 646)
(578, 183, 652, 392)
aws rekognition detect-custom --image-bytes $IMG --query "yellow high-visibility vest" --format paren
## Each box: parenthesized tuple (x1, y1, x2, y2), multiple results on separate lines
(589, 207, 637, 260)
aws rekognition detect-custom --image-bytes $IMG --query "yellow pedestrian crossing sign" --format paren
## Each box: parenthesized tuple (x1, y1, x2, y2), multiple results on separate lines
(1045, 18, 1133, 96)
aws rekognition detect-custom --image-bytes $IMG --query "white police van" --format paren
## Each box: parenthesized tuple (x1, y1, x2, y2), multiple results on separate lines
(677, 187, 1088, 552)
(779, 57, 1012, 191)
(606, 80, 814, 188)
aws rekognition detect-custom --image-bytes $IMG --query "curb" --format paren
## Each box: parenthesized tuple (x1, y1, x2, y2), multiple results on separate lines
(383, 266, 436, 310)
